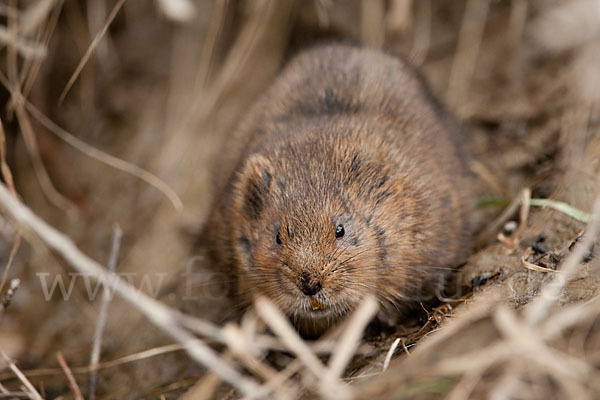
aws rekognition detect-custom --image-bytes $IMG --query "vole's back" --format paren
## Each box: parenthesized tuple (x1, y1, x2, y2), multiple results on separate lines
(227, 45, 463, 159)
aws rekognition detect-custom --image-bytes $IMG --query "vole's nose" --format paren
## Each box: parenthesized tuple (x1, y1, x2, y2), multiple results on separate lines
(299, 273, 322, 296)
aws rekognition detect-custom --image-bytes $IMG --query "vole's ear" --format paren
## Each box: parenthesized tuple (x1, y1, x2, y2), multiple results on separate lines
(236, 154, 274, 219)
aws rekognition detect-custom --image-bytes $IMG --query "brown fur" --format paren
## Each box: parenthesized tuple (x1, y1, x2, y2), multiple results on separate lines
(203, 44, 474, 335)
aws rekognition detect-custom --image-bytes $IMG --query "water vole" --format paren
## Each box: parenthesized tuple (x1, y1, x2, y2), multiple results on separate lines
(203, 44, 473, 335)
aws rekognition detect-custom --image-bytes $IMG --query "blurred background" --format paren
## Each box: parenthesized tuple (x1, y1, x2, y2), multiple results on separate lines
(0, 0, 599, 399)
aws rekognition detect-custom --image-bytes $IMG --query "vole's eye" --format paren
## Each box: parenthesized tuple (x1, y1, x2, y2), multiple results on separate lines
(335, 224, 345, 239)
(276, 231, 282, 245)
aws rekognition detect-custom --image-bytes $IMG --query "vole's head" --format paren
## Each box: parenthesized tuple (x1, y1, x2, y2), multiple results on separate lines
(230, 146, 404, 333)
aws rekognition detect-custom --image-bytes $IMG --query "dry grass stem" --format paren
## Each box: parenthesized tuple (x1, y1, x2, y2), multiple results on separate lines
(0, 392, 32, 398)
(469, 160, 506, 196)
(324, 296, 378, 381)
(194, 0, 229, 92)
(528, 0, 600, 54)
(494, 306, 592, 379)
(408, 0, 430, 65)
(446, 0, 490, 112)
(179, 368, 223, 400)
(88, 225, 122, 400)
(56, 352, 83, 400)
(0, 278, 20, 320)
(20, 0, 63, 100)
(0, 183, 263, 398)
(526, 194, 600, 325)
(0, 350, 43, 400)
(505, 0, 528, 56)
(386, 0, 412, 35)
(174, 311, 230, 343)
(541, 295, 600, 340)
(0, 116, 21, 296)
(314, 0, 331, 28)
(497, 188, 530, 250)
(488, 373, 520, 400)
(15, 108, 75, 211)
(476, 188, 530, 249)
(0, 343, 189, 381)
(0, 71, 183, 211)
(155, 0, 196, 22)
(445, 369, 483, 400)
(431, 341, 509, 376)
(257, 359, 304, 398)
(18, 0, 56, 35)
(360, 0, 385, 47)
(0, 27, 46, 58)
(0, 117, 16, 194)
(185, 0, 295, 124)
(0, 229, 21, 296)
(58, 0, 126, 104)
(223, 323, 297, 400)
(514, 188, 531, 239)
(254, 297, 328, 378)
(9, 77, 77, 213)
(520, 247, 556, 273)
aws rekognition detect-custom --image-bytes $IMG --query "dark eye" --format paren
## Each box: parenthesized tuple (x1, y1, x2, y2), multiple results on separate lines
(276, 231, 282, 245)
(335, 224, 345, 239)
